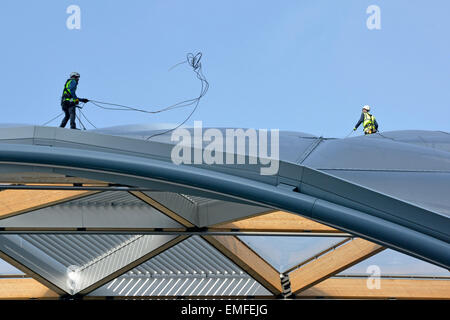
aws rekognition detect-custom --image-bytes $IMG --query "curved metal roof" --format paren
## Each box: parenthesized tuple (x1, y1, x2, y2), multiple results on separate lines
(0, 125, 448, 270)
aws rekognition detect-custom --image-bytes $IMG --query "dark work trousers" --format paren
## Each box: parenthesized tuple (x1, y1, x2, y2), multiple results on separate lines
(60, 100, 77, 129)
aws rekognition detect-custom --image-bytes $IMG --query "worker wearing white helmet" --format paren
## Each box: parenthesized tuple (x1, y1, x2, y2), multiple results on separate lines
(353, 105, 379, 135)
(59, 72, 89, 129)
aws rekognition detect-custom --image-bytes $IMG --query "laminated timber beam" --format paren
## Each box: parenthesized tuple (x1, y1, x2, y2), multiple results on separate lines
(290, 238, 385, 294)
(0, 278, 59, 299)
(0, 188, 99, 220)
(210, 210, 339, 233)
(130, 191, 195, 228)
(297, 278, 450, 299)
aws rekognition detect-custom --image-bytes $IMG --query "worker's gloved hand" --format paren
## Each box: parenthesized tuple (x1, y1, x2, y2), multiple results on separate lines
(74, 98, 79, 104)
(353, 128, 357, 131)
(80, 98, 89, 103)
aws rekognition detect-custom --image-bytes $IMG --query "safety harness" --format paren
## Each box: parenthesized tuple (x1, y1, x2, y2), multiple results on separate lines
(363, 112, 377, 134)
(61, 79, 77, 103)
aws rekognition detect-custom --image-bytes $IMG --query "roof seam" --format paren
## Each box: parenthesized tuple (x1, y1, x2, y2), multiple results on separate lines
(296, 137, 323, 164)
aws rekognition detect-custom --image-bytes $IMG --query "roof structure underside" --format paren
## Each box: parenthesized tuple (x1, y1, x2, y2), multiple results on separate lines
(0, 125, 448, 299)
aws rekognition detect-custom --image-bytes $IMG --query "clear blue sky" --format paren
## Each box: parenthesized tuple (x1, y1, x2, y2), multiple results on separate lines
(0, 1, 449, 276)
(0, 0, 449, 137)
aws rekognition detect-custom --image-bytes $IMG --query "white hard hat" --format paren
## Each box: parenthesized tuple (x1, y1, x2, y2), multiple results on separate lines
(70, 72, 80, 78)
(362, 105, 371, 111)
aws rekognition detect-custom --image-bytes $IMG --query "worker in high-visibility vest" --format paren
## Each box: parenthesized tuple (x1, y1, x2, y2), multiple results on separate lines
(60, 72, 89, 129)
(353, 105, 379, 135)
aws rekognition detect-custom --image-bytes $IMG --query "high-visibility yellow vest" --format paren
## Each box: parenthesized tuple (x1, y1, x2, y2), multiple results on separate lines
(363, 113, 376, 134)
(62, 79, 76, 102)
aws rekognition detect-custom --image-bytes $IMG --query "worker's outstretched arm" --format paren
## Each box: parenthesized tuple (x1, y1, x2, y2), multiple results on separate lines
(354, 113, 364, 130)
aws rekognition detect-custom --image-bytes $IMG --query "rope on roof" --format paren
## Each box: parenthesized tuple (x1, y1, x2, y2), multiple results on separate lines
(42, 52, 209, 136)
(87, 52, 209, 139)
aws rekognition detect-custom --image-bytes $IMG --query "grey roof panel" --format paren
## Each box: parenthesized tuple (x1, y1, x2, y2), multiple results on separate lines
(322, 170, 450, 217)
(303, 135, 450, 171)
(369, 130, 450, 153)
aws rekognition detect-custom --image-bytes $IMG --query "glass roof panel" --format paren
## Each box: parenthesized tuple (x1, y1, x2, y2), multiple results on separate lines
(338, 249, 450, 277)
(239, 236, 345, 273)
(0, 258, 24, 275)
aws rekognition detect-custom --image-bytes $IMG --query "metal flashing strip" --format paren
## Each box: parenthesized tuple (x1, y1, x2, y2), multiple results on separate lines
(0, 229, 351, 237)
